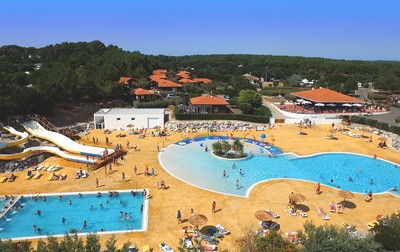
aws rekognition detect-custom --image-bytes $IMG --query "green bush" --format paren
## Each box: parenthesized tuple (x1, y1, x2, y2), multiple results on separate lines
(395, 116, 400, 124)
(350, 116, 399, 134)
(238, 102, 253, 114)
(390, 125, 400, 135)
(175, 113, 270, 123)
(254, 106, 272, 117)
(133, 100, 168, 108)
(368, 92, 387, 101)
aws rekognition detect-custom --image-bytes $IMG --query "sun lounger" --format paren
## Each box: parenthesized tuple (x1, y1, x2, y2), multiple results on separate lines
(285, 205, 297, 216)
(0, 176, 8, 183)
(215, 224, 230, 235)
(367, 220, 379, 230)
(32, 173, 42, 179)
(266, 209, 280, 218)
(201, 234, 219, 245)
(159, 242, 174, 252)
(46, 165, 55, 172)
(36, 164, 45, 171)
(47, 174, 54, 181)
(329, 202, 336, 213)
(25, 170, 33, 180)
(318, 208, 330, 220)
(296, 210, 308, 218)
(202, 244, 217, 251)
(182, 238, 193, 249)
(142, 245, 150, 252)
(259, 221, 280, 230)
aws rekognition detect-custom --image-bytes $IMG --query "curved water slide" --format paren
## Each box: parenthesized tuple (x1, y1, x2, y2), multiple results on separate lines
(0, 126, 30, 151)
(0, 145, 95, 164)
(22, 121, 114, 158)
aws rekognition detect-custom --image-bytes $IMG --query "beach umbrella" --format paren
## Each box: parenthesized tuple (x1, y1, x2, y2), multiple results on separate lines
(289, 193, 306, 204)
(303, 100, 312, 104)
(315, 103, 325, 106)
(326, 103, 336, 107)
(341, 120, 350, 126)
(360, 127, 371, 137)
(255, 210, 273, 221)
(189, 214, 208, 227)
(126, 124, 134, 132)
(260, 133, 266, 143)
(352, 103, 363, 107)
(342, 103, 352, 107)
(378, 136, 388, 142)
(296, 99, 304, 103)
(338, 190, 354, 202)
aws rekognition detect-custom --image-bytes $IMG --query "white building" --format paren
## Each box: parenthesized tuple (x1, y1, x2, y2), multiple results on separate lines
(94, 108, 165, 130)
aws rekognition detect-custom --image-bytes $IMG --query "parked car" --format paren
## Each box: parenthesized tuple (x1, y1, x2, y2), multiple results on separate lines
(166, 94, 177, 99)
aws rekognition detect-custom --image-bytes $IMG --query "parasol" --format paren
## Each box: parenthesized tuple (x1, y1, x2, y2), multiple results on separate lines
(315, 103, 325, 106)
(189, 214, 208, 227)
(289, 193, 306, 204)
(254, 210, 273, 221)
(126, 124, 134, 132)
(338, 190, 354, 202)
(260, 133, 266, 143)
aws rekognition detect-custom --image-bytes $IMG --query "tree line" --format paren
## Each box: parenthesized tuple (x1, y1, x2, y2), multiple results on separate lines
(1, 41, 400, 119)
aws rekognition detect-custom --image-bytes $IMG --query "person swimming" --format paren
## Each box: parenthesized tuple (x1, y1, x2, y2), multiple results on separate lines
(239, 168, 243, 176)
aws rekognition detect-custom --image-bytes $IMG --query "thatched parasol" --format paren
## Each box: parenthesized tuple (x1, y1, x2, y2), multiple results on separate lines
(360, 127, 371, 137)
(189, 214, 208, 227)
(289, 193, 306, 204)
(254, 210, 273, 221)
(126, 124, 135, 132)
(341, 120, 349, 125)
(338, 190, 354, 202)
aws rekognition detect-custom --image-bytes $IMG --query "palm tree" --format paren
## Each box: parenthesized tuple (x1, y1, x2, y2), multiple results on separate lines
(212, 142, 222, 154)
(233, 139, 244, 157)
(221, 140, 231, 156)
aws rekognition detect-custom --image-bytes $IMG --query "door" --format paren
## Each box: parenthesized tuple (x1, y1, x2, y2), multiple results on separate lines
(147, 118, 159, 128)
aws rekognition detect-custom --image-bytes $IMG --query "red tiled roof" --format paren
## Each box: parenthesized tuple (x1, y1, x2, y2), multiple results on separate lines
(149, 74, 167, 80)
(118, 77, 132, 84)
(292, 88, 363, 103)
(178, 78, 196, 83)
(243, 74, 260, 81)
(176, 71, 191, 79)
(190, 95, 229, 105)
(157, 80, 182, 88)
(193, 78, 212, 84)
(133, 88, 160, 96)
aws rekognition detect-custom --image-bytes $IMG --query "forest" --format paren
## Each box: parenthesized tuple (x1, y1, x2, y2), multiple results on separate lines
(1, 40, 400, 119)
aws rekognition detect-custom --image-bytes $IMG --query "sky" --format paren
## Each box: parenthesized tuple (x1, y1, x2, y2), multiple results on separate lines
(1, 0, 400, 61)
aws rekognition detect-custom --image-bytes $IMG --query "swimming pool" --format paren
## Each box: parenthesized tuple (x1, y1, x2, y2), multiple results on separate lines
(159, 139, 400, 197)
(0, 190, 147, 240)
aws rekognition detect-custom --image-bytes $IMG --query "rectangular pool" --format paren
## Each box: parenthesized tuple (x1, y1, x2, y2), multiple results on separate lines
(0, 190, 148, 240)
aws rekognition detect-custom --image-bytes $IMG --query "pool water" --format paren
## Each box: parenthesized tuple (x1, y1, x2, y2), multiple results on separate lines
(0, 191, 145, 239)
(160, 140, 400, 197)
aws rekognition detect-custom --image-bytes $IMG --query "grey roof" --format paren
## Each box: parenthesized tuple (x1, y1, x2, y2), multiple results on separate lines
(94, 108, 165, 115)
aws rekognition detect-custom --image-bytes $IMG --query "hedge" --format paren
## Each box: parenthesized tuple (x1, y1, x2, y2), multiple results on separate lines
(175, 113, 270, 123)
(349, 115, 398, 134)
(133, 100, 168, 108)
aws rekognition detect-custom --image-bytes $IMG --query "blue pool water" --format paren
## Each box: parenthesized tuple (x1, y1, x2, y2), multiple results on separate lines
(160, 139, 400, 197)
(0, 190, 145, 239)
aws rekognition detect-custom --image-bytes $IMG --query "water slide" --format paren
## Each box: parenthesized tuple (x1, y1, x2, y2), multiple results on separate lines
(22, 120, 114, 158)
(0, 126, 96, 164)
(0, 126, 29, 151)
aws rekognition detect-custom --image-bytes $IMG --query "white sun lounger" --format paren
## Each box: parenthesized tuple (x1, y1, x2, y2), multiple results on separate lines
(215, 224, 230, 235)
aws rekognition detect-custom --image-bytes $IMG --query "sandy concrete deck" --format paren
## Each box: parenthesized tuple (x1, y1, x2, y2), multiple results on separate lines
(1, 124, 399, 251)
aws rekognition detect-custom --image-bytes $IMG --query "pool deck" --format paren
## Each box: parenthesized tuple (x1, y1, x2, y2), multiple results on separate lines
(0, 123, 399, 251)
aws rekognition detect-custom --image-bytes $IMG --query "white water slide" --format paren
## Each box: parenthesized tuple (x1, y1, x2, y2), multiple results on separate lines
(23, 121, 114, 158)
(0, 126, 97, 164)
(0, 126, 30, 150)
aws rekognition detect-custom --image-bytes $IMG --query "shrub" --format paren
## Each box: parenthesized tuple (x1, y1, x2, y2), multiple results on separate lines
(133, 100, 168, 108)
(395, 116, 400, 124)
(238, 102, 253, 114)
(254, 106, 272, 117)
(174, 113, 270, 123)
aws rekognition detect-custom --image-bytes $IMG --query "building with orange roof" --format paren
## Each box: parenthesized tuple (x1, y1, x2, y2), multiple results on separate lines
(189, 95, 229, 114)
(176, 71, 191, 79)
(152, 69, 168, 75)
(133, 88, 161, 103)
(178, 78, 196, 84)
(193, 78, 212, 84)
(292, 88, 363, 104)
(118, 77, 140, 88)
(149, 79, 183, 91)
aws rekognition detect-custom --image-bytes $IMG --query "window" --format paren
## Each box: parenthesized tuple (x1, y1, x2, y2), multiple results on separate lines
(117, 118, 121, 121)
(141, 96, 144, 99)
(214, 107, 218, 112)
(131, 118, 135, 121)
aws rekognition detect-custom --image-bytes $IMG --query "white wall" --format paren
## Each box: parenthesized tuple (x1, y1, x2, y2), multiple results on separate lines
(94, 109, 165, 129)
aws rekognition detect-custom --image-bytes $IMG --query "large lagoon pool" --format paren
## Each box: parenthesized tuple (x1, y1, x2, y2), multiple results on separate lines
(0, 190, 147, 239)
(159, 139, 400, 197)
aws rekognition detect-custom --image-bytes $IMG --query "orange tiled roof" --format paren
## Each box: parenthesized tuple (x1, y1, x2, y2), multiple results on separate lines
(193, 78, 212, 84)
(149, 74, 167, 80)
(153, 69, 167, 75)
(190, 95, 229, 105)
(118, 77, 132, 84)
(178, 78, 196, 83)
(157, 80, 182, 88)
(133, 88, 160, 96)
(292, 88, 363, 103)
(176, 71, 191, 79)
